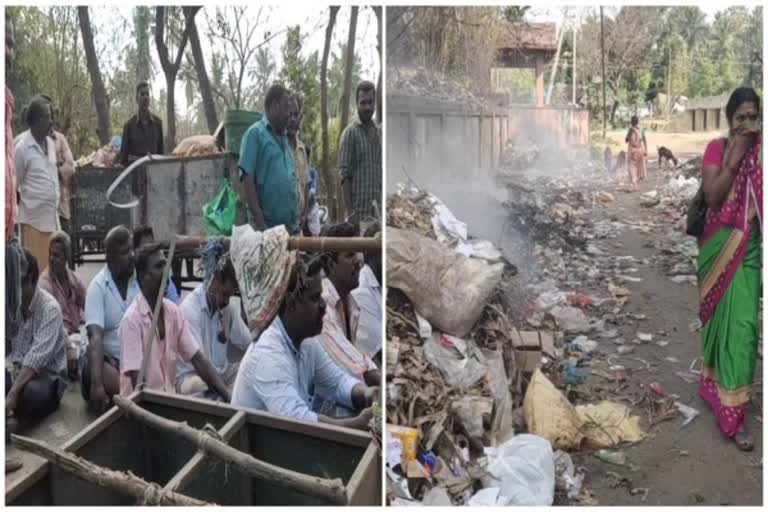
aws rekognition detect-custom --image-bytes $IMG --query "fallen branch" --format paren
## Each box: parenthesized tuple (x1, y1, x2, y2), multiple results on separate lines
(113, 396, 348, 505)
(11, 434, 210, 506)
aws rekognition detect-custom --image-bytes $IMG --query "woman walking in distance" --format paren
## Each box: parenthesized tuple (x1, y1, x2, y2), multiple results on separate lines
(698, 87, 762, 451)
(625, 115, 647, 185)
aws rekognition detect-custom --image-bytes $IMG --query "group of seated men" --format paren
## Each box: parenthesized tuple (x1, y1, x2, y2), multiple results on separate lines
(6, 222, 382, 434)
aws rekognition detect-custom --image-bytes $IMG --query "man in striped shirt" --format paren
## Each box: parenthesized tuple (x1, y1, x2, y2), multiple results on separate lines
(6, 249, 67, 434)
(339, 81, 381, 227)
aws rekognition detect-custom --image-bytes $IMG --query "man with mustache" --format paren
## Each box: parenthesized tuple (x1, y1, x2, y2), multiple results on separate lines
(231, 255, 375, 430)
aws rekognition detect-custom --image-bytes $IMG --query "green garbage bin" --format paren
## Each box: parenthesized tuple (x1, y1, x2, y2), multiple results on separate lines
(224, 110, 262, 155)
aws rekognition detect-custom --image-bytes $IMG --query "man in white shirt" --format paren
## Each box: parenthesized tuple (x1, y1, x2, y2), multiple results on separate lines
(178, 242, 250, 397)
(15, 95, 76, 234)
(352, 221, 382, 366)
(14, 95, 59, 267)
(231, 256, 375, 430)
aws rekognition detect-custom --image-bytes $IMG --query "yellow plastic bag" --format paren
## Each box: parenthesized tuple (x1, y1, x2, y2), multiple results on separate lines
(523, 369, 584, 450)
(576, 401, 646, 448)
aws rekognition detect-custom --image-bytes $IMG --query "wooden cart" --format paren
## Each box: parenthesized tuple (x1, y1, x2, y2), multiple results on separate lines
(6, 390, 380, 506)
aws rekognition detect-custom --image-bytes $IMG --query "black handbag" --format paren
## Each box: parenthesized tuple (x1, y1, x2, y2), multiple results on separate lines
(686, 138, 728, 237)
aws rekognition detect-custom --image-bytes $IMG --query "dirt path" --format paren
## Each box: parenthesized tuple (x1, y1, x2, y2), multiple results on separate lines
(598, 130, 723, 157)
(573, 159, 763, 506)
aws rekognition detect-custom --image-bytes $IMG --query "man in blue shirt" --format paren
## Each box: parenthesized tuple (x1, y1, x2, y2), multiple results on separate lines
(238, 83, 299, 233)
(231, 255, 375, 429)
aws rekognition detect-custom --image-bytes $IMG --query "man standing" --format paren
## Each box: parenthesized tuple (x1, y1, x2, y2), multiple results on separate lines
(38, 232, 86, 379)
(6, 250, 67, 435)
(287, 94, 309, 232)
(15, 96, 76, 234)
(238, 83, 299, 233)
(6, 11, 26, 352)
(231, 256, 375, 429)
(15, 95, 60, 267)
(339, 81, 381, 227)
(118, 82, 163, 167)
(177, 239, 250, 397)
(119, 243, 230, 400)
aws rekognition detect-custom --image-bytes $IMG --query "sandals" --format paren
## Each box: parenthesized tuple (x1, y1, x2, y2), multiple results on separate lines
(734, 428, 755, 452)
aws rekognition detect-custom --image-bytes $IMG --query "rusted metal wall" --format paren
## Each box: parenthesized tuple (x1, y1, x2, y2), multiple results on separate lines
(387, 94, 590, 188)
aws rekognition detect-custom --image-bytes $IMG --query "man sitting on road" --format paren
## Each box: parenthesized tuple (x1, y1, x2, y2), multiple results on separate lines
(6, 250, 67, 436)
(118, 243, 230, 401)
(231, 255, 375, 430)
(38, 231, 86, 380)
(177, 239, 250, 397)
(82, 226, 139, 413)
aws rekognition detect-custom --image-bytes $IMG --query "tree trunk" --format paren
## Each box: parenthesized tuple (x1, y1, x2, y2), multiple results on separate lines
(155, 6, 193, 151)
(337, 6, 359, 145)
(545, 17, 565, 105)
(183, 7, 217, 134)
(77, 7, 111, 145)
(372, 6, 382, 124)
(321, 7, 340, 221)
(134, 7, 152, 83)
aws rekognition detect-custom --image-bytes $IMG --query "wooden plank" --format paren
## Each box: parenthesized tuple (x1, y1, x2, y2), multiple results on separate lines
(6, 390, 139, 503)
(163, 452, 208, 494)
(140, 390, 238, 419)
(242, 408, 372, 448)
(163, 411, 247, 493)
(4, 458, 50, 503)
(346, 443, 381, 506)
(539, 330, 557, 357)
(238, 417, 253, 506)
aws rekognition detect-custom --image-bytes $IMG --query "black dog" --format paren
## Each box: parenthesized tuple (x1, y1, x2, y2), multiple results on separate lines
(657, 146, 678, 168)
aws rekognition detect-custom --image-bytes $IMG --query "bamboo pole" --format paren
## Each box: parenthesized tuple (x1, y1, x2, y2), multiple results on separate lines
(169, 235, 381, 255)
(136, 236, 176, 391)
(113, 396, 349, 505)
(11, 434, 210, 506)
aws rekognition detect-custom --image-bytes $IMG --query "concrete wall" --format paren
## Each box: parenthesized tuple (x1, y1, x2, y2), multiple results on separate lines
(387, 94, 590, 188)
(668, 108, 724, 133)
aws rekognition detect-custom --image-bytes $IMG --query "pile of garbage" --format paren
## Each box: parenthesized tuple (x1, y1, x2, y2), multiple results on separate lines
(388, 66, 489, 110)
(75, 138, 121, 168)
(385, 180, 656, 506)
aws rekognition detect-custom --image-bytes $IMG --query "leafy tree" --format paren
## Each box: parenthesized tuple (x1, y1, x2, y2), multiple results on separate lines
(280, 25, 321, 156)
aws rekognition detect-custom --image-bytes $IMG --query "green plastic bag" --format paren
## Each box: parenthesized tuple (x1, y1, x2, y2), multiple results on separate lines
(203, 179, 239, 236)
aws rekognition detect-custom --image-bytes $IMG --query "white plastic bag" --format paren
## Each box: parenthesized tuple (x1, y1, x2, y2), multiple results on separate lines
(481, 434, 555, 506)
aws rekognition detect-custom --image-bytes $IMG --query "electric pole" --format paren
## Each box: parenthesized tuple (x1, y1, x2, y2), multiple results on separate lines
(600, 6, 606, 138)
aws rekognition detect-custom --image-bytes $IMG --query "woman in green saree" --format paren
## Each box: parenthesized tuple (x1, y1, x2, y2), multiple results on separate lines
(698, 87, 762, 451)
